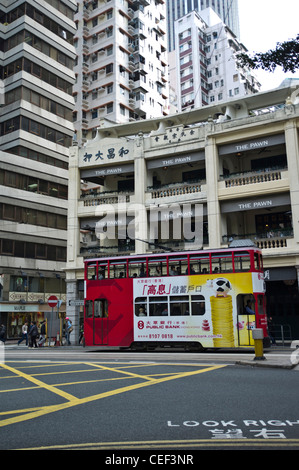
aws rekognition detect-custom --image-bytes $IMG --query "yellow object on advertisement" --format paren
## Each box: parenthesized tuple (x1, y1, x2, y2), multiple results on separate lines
(211, 295, 234, 347)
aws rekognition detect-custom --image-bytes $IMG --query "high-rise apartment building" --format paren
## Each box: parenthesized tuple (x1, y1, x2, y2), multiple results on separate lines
(167, 0, 240, 52)
(73, 0, 169, 145)
(173, 9, 260, 112)
(0, 0, 77, 341)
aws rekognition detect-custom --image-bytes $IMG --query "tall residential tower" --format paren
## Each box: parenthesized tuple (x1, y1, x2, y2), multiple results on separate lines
(167, 0, 240, 51)
(73, 0, 169, 145)
(173, 9, 260, 112)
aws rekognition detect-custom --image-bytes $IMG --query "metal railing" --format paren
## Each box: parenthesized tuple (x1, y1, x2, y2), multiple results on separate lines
(270, 324, 292, 346)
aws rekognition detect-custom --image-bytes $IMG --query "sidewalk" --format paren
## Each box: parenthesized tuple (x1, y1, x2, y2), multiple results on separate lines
(235, 346, 299, 369)
(3, 342, 299, 369)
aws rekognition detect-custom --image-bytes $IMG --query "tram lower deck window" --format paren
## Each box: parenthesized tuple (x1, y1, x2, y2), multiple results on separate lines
(149, 296, 168, 316)
(169, 295, 189, 316)
(191, 295, 205, 315)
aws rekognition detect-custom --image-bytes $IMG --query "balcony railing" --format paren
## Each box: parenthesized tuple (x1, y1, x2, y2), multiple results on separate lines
(148, 181, 204, 199)
(222, 229, 293, 249)
(80, 190, 132, 206)
(220, 167, 287, 188)
(80, 243, 135, 257)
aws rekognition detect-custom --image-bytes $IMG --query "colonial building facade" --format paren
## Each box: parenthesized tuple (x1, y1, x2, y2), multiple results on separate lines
(66, 84, 299, 342)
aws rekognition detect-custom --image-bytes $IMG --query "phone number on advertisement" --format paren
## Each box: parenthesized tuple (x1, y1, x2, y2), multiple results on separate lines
(148, 334, 174, 339)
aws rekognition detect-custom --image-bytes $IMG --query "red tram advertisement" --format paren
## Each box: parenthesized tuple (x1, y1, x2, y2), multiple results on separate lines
(83, 248, 270, 350)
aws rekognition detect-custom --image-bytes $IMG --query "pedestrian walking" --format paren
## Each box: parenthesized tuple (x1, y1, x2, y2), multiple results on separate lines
(0, 323, 6, 343)
(267, 316, 276, 345)
(18, 321, 28, 345)
(65, 317, 73, 345)
(38, 320, 46, 347)
(28, 321, 38, 348)
(79, 324, 84, 345)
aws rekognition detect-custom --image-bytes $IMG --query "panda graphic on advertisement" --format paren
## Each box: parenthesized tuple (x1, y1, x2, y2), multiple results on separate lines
(212, 277, 232, 297)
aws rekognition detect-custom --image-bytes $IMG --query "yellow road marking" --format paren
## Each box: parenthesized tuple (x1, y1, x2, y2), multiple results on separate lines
(84, 361, 156, 381)
(0, 363, 77, 402)
(0, 363, 226, 428)
(18, 438, 299, 451)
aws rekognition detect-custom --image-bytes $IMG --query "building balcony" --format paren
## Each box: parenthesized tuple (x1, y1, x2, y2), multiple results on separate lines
(79, 190, 133, 213)
(222, 229, 294, 250)
(145, 181, 206, 205)
(80, 242, 135, 258)
(218, 167, 289, 198)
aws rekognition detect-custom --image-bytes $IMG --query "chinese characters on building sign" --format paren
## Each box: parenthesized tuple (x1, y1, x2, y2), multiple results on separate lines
(83, 147, 129, 163)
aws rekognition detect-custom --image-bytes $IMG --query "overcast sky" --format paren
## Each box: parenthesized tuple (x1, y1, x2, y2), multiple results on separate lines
(238, 0, 299, 90)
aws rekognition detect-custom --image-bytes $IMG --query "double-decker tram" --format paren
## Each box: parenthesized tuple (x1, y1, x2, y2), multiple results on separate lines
(84, 247, 270, 350)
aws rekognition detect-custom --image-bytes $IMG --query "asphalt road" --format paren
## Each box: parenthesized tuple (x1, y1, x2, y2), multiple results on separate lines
(1, 347, 299, 453)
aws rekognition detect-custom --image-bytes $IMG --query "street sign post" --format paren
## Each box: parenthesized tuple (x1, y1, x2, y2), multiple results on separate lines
(48, 295, 58, 308)
(48, 296, 58, 345)
(68, 300, 84, 307)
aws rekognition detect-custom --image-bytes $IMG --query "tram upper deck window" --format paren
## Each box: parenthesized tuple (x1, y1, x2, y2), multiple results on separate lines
(211, 252, 233, 273)
(98, 261, 107, 279)
(109, 260, 127, 278)
(129, 258, 147, 277)
(254, 252, 262, 271)
(234, 251, 251, 271)
(87, 262, 97, 280)
(148, 256, 167, 277)
(189, 254, 210, 274)
(168, 255, 188, 275)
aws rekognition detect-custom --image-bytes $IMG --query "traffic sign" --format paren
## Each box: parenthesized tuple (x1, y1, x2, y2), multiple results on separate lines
(69, 300, 84, 307)
(48, 295, 58, 308)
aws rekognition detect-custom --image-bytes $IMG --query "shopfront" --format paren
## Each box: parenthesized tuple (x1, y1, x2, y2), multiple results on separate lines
(0, 303, 63, 341)
(220, 193, 292, 243)
(0, 304, 41, 339)
(264, 267, 299, 340)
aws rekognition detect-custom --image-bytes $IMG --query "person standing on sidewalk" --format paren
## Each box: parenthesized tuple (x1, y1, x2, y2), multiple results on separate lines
(28, 321, 38, 348)
(18, 321, 28, 346)
(38, 320, 46, 347)
(0, 323, 6, 343)
(65, 317, 73, 345)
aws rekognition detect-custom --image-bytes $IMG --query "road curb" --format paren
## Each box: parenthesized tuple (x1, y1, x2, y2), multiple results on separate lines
(235, 360, 296, 369)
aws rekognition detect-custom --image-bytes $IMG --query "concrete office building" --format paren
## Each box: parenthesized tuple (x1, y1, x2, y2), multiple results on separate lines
(66, 83, 299, 343)
(0, 0, 77, 340)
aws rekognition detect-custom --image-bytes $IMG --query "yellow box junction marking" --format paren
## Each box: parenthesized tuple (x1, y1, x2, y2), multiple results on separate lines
(0, 361, 226, 429)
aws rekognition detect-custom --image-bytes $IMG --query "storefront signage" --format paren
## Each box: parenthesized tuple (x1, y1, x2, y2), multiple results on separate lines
(0, 304, 39, 312)
(81, 163, 134, 180)
(147, 151, 204, 169)
(221, 193, 291, 213)
(218, 134, 285, 156)
(79, 140, 134, 168)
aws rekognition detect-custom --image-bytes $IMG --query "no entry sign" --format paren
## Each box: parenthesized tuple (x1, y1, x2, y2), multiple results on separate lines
(48, 295, 58, 308)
